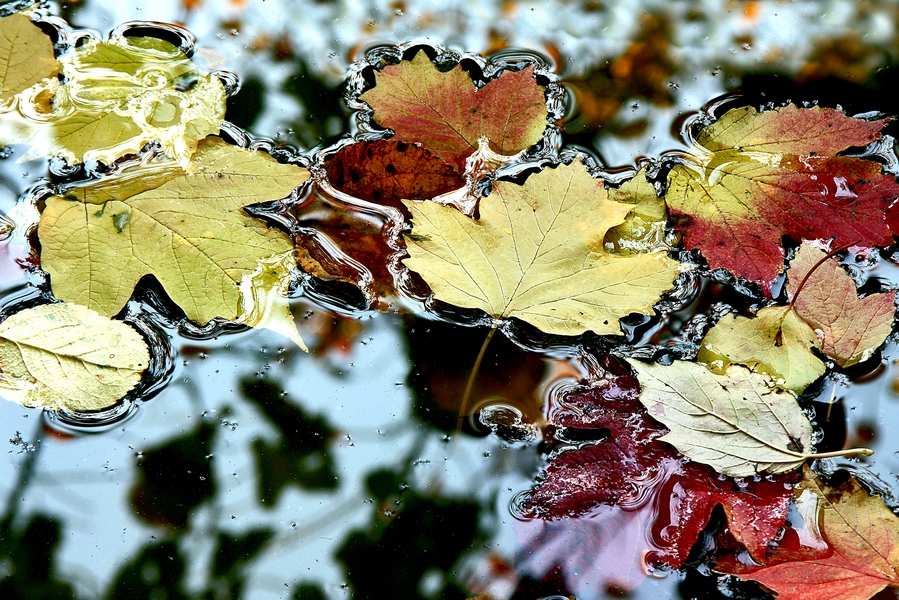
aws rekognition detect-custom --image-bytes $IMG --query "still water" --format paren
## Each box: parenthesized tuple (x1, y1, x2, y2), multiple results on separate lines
(4, 1, 899, 599)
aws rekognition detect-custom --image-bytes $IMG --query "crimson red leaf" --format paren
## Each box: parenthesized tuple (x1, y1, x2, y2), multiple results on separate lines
(522, 367, 794, 568)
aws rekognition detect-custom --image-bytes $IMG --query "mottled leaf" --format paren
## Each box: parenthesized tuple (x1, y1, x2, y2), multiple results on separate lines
(50, 35, 225, 166)
(787, 243, 896, 367)
(0, 303, 149, 412)
(360, 50, 547, 171)
(631, 360, 815, 477)
(403, 160, 687, 336)
(666, 105, 899, 293)
(698, 305, 826, 392)
(39, 137, 309, 345)
(0, 13, 58, 101)
(740, 466, 899, 600)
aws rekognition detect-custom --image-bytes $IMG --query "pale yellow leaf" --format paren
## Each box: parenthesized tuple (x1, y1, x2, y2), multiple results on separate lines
(0, 13, 58, 102)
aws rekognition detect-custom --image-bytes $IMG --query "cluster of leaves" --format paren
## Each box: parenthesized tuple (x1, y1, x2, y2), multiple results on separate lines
(4, 7, 899, 599)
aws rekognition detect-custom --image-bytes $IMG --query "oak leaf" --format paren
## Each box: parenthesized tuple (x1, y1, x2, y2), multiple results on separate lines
(787, 243, 896, 368)
(666, 105, 899, 293)
(39, 137, 309, 346)
(739, 466, 899, 600)
(50, 35, 225, 166)
(522, 364, 794, 569)
(402, 160, 687, 336)
(0, 303, 149, 412)
(0, 13, 58, 102)
(360, 51, 547, 171)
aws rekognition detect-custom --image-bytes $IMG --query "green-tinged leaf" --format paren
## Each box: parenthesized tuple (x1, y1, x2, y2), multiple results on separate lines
(605, 167, 672, 255)
(0, 13, 58, 101)
(360, 50, 547, 171)
(631, 360, 844, 477)
(39, 137, 310, 336)
(49, 35, 225, 165)
(0, 303, 149, 412)
(698, 305, 826, 392)
(403, 161, 688, 336)
(787, 243, 896, 368)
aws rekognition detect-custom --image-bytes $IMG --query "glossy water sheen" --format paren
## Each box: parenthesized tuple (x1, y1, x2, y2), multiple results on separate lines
(4, 2, 899, 600)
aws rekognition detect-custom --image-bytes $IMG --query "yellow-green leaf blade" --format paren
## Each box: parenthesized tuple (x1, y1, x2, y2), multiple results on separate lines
(0, 13, 59, 101)
(403, 161, 687, 336)
(0, 303, 149, 412)
(698, 305, 826, 393)
(50, 36, 225, 166)
(787, 243, 897, 368)
(39, 137, 310, 329)
(630, 359, 813, 477)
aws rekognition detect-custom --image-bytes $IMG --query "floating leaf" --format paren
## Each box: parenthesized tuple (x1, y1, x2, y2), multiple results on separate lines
(522, 363, 794, 568)
(604, 167, 672, 255)
(698, 305, 825, 392)
(787, 243, 896, 367)
(50, 35, 225, 166)
(403, 160, 687, 336)
(360, 50, 547, 171)
(630, 360, 865, 477)
(39, 137, 309, 343)
(325, 139, 464, 209)
(237, 251, 306, 350)
(0, 303, 149, 412)
(666, 105, 899, 293)
(0, 13, 59, 102)
(738, 466, 899, 600)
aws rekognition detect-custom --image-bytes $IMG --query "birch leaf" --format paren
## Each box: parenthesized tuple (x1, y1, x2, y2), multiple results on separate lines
(39, 137, 309, 344)
(698, 305, 826, 393)
(403, 161, 687, 336)
(0, 303, 149, 412)
(49, 35, 225, 166)
(787, 243, 896, 368)
(0, 13, 59, 101)
(631, 360, 817, 477)
(360, 50, 547, 171)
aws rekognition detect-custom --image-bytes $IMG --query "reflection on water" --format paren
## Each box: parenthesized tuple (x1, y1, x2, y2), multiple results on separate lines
(5, 1, 899, 599)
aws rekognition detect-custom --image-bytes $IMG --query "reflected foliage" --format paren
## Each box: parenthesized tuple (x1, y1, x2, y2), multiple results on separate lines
(130, 423, 216, 528)
(0, 515, 78, 600)
(240, 378, 338, 503)
(105, 540, 188, 600)
(204, 529, 272, 600)
(336, 473, 483, 599)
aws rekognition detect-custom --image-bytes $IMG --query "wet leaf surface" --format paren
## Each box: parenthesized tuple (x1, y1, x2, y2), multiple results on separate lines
(39, 137, 308, 337)
(0, 13, 58, 102)
(360, 50, 547, 171)
(403, 160, 687, 336)
(666, 105, 899, 293)
(0, 302, 149, 412)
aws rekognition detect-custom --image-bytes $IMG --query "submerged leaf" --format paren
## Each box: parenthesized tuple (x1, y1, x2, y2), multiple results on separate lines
(605, 167, 672, 255)
(630, 360, 814, 477)
(403, 160, 687, 336)
(0, 13, 59, 101)
(0, 303, 149, 412)
(739, 466, 899, 600)
(787, 243, 896, 367)
(360, 51, 547, 171)
(666, 105, 899, 293)
(39, 137, 309, 344)
(50, 35, 225, 166)
(698, 305, 826, 392)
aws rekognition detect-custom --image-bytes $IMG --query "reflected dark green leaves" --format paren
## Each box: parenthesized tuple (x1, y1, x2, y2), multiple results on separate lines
(0, 515, 77, 600)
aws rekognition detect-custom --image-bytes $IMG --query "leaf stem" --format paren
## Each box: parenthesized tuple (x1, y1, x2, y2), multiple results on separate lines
(457, 327, 497, 433)
(805, 447, 874, 460)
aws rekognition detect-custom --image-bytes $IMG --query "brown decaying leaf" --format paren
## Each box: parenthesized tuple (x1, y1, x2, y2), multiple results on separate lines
(787, 243, 896, 368)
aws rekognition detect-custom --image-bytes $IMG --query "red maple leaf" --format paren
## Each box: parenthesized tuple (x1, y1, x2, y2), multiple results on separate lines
(521, 358, 795, 569)
(666, 104, 899, 294)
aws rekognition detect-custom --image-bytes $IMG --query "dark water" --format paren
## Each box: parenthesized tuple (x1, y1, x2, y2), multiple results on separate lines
(4, 1, 899, 599)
